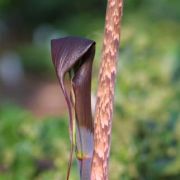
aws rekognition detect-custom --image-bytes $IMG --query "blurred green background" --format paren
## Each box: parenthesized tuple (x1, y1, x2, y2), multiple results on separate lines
(0, 0, 180, 179)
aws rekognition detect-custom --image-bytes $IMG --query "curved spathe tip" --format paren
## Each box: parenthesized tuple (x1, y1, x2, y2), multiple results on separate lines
(51, 36, 95, 77)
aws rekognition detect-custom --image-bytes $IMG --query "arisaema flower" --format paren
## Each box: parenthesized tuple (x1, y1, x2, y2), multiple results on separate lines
(51, 36, 95, 180)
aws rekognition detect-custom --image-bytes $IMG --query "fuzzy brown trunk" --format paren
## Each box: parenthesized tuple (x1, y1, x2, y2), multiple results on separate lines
(91, 0, 123, 179)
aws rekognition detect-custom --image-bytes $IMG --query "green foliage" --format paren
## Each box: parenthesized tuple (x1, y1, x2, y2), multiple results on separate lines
(108, 13, 180, 179)
(0, 105, 80, 179)
(18, 45, 53, 76)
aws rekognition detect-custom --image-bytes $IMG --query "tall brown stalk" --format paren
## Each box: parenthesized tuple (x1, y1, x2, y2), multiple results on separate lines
(91, 0, 123, 179)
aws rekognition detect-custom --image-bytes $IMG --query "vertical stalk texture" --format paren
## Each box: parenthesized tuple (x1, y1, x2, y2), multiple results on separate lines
(91, 0, 123, 180)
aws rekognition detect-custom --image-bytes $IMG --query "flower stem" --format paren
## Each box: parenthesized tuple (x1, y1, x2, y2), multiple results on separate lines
(91, 0, 123, 179)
